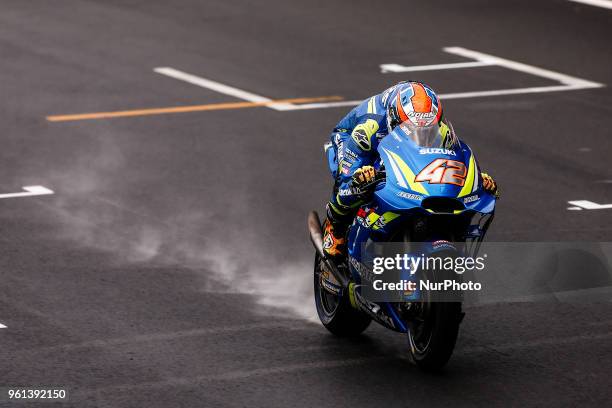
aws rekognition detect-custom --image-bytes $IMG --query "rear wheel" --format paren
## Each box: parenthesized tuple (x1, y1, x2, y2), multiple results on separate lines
(313, 253, 371, 336)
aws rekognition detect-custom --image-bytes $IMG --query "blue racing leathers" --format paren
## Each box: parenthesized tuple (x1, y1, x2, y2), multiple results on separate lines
(326, 85, 399, 225)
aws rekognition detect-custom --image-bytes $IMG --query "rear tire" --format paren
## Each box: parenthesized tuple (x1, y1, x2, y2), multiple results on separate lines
(313, 253, 371, 336)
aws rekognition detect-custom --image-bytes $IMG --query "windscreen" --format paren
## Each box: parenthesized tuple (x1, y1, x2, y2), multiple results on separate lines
(397, 121, 441, 147)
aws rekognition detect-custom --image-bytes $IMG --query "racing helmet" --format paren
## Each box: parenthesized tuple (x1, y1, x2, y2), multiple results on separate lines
(386, 81, 443, 131)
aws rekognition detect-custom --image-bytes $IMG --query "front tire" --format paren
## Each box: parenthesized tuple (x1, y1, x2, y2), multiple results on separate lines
(407, 262, 463, 371)
(313, 253, 371, 336)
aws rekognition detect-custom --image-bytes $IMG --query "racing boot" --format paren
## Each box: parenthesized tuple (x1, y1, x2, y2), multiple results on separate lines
(322, 198, 355, 262)
(322, 217, 347, 261)
(320, 216, 349, 295)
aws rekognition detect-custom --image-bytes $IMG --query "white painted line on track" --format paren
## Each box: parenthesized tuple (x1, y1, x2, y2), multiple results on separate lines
(0, 185, 54, 199)
(151, 47, 604, 114)
(568, 200, 612, 210)
(568, 0, 612, 10)
(283, 84, 598, 111)
(0, 323, 6, 329)
(291, 47, 604, 111)
(286, 100, 363, 110)
(443, 47, 603, 88)
(154, 67, 295, 111)
(380, 61, 493, 73)
(439, 85, 592, 99)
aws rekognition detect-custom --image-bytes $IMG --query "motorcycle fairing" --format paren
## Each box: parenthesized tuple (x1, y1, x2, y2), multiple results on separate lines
(346, 131, 496, 332)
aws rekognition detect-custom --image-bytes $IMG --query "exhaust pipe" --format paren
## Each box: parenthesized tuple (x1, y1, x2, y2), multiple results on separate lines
(308, 211, 349, 288)
(308, 211, 325, 254)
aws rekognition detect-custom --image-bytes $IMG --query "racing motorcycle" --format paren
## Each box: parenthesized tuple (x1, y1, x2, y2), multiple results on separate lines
(308, 120, 496, 371)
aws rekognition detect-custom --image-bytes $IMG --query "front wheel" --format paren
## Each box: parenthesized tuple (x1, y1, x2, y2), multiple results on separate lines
(313, 253, 371, 336)
(407, 266, 463, 371)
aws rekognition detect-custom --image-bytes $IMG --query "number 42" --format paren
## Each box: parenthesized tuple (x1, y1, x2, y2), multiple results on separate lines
(415, 159, 467, 186)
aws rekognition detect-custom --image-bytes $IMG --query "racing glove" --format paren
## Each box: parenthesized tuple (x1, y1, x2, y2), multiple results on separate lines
(352, 165, 376, 189)
(481, 172, 500, 199)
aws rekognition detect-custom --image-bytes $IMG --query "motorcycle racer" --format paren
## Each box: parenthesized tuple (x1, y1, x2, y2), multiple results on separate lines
(322, 81, 499, 261)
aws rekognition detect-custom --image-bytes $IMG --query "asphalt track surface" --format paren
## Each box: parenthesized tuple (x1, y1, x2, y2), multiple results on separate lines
(1, 1, 612, 407)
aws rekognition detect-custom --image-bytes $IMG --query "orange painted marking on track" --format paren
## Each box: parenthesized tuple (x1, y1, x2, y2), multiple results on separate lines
(46, 96, 344, 122)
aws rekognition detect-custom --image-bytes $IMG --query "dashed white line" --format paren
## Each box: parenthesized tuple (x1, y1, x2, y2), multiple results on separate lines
(154, 67, 295, 111)
(0, 185, 54, 199)
(568, 0, 612, 10)
(0, 323, 6, 329)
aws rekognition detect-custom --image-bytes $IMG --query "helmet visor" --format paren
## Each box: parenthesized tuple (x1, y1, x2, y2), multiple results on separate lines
(397, 121, 444, 148)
